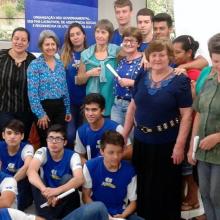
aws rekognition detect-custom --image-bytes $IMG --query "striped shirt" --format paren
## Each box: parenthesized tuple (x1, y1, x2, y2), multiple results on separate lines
(0, 49, 35, 112)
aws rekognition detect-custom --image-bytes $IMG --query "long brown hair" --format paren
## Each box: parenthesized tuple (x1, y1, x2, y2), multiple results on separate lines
(61, 23, 87, 68)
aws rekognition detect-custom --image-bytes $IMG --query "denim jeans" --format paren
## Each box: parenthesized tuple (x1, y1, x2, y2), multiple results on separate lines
(198, 160, 220, 220)
(111, 98, 130, 126)
(62, 201, 145, 220)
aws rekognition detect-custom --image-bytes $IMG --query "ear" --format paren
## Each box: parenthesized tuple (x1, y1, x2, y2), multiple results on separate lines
(21, 133, 24, 140)
(2, 132, 5, 139)
(186, 49, 193, 58)
(64, 140, 67, 146)
(100, 148, 104, 156)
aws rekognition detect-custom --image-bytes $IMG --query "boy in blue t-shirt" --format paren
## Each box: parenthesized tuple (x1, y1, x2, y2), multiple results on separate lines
(27, 124, 84, 220)
(82, 130, 144, 220)
(75, 93, 132, 163)
(0, 119, 34, 210)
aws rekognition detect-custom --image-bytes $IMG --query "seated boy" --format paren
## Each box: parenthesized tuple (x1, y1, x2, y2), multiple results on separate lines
(82, 130, 144, 220)
(0, 119, 34, 210)
(27, 124, 84, 220)
(75, 93, 132, 162)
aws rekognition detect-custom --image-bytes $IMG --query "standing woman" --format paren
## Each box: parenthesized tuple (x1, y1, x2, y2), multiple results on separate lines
(0, 27, 35, 140)
(111, 27, 142, 126)
(76, 19, 120, 117)
(123, 40, 192, 220)
(61, 23, 87, 148)
(27, 30, 71, 145)
(188, 33, 220, 220)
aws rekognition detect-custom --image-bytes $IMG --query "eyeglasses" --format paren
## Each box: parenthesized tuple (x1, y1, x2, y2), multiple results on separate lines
(122, 39, 138, 45)
(47, 136, 65, 143)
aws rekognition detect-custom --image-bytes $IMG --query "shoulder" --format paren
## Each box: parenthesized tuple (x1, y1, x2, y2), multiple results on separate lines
(81, 45, 96, 60)
(0, 141, 7, 148)
(27, 51, 36, 60)
(0, 49, 9, 58)
(105, 119, 119, 127)
(121, 160, 136, 175)
(107, 43, 120, 55)
(86, 157, 102, 171)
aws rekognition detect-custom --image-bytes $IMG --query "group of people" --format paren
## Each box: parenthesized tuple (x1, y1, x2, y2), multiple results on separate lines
(0, 0, 220, 220)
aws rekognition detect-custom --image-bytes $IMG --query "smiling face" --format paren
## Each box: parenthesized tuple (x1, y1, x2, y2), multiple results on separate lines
(153, 21, 172, 40)
(173, 42, 192, 65)
(95, 28, 110, 46)
(149, 49, 170, 71)
(211, 53, 220, 74)
(11, 31, 29, 54)
(69, 26, 85, 49)
(41, 37, 57, 57)
(122, 36, 139, 54)
(2, 128, 24, 148)
(115, 5, 132, 27)
(84, 103, 104, 125)
(101, 143, 123, 170)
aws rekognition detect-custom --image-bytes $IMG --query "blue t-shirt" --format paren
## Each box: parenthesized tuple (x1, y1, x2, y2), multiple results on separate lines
(42, 148, 74, 187)
(0, 142, 27, 176)
(75, 119, 121, 158)
(133, 71, 192, 144)
(86, 157, 136, 215)
(0, 209, 11, 220)
(114, 56, 142, 100)
(111, 29, 122, 46)
(66, 51, 86, 106)
(138, 42, 149, 52)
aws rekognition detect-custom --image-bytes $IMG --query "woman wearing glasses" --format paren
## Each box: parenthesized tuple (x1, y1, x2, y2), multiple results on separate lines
(111, 27, 142, 126)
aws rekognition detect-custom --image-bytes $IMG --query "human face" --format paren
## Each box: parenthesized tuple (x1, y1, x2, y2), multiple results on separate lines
(173, 42, 191, 65)
(2, 128, 24, 148)
(11, 31, 29, 54)
(115, 6, 132, 26)
(149, 49, 170, 71)
(47, 132, 66, 154)
(122, 36, 139, 54)
(42, 37, 57, 57)
(84, 103, 103, 125)
(95, 28, 109, 46)
(137, 15, 153, 37)
(211, 53, 220, 74)
(69, 27, 85, 50)
(153, 21, 172, 39)
(101, 144, 123, 170)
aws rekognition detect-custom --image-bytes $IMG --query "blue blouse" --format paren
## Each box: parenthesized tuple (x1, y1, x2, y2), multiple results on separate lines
(114, 56, 142, 100)
(27, 55, 70, 119)
(66, 51, 86, 106)
(133, 70, 192, 144)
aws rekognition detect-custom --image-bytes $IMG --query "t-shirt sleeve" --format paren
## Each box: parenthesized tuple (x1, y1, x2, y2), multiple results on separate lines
(0, 177, 17, 195)
(74, 131, 86, 155)
(175, 75, 193, 108)
(33, 147, 47, 165)
(116, 125, 131, 146)
(127, 175, 137, 201)
(8, 208, 36, 220)
(21, 144, 34, 161)
(83, 164, 92, 189)
(70, 153, 82, 171)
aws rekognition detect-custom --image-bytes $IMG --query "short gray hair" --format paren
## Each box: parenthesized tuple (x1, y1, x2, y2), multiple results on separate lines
(38, 30, 60, 51)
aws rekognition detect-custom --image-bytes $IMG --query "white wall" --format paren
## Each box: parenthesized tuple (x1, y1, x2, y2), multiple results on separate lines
(174, 0, 220, 63)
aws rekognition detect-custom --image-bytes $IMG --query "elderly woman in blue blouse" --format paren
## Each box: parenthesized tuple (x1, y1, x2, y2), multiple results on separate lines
(123, 40, 192, 220)
(27, 30, 71, 145)
(76, 19, 120, 117)
(188, 33, 220, 220)
(111, 27, 142, 126)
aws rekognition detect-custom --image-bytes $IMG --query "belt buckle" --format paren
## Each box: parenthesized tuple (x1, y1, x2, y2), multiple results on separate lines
(141, 126, 152, 133)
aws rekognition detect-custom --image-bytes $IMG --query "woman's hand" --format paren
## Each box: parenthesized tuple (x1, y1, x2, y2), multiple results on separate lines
(199, 133, 220, 150)
(87, 67, 101, 77)
(173, 67, 187, 76)
(172, 144, 184, 165)
(37, 115, 50, 130)
(118, 78, 134, 87)
(65, 114, 72, 122)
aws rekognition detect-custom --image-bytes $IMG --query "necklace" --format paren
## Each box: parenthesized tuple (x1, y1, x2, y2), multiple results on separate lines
(149, 70, 173, 88)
